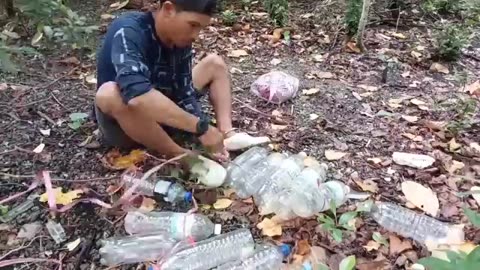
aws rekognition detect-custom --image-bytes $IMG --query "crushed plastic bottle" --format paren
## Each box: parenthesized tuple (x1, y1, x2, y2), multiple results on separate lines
(99, 233, 183, 266)
(255, 153, 305, 214)
(122, 173, 192, 204)
(46, 219, 67, 244)
(227, 148, 286, 198)
(215, 244, 291, 270)
(158, 228, 255, 270)
(124, 211, 215, 241)
(370, 202, 458, 244)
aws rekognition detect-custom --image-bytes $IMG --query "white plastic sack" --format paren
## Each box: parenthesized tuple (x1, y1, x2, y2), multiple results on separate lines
(250, 71, 300, 104)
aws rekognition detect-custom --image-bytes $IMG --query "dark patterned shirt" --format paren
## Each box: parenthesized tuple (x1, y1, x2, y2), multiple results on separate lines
(96, 11, 201, 116)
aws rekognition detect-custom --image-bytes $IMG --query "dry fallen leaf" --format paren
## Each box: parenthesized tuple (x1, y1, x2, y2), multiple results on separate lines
(463, 80, 480, 95)
(271, 124, 288, 130)
(447, 160, 465, 174)
(430, 63, 449, 74)
(316, 71, 335, 79)
(430, 242, 478, 261)
(424, 120, 447, 131)
(471, 186, 480, 206)
(110, 0, 130, 10)
(448, 138, 462, 152)
(40, 187, 84, 205)
(346, 41, 361, 53)
(228, 49, 249, 58)
(213, 198, 233, 210)
(401, 181, 439, 216)
(85, 74, 97, 84)
(363, 240, 381, 251)
(356, 260, 390, 270)
(402, 133, 423, 142)
(354, 179, 379, 193)
(0, 83, 8, 91)
(312, 54, 324, 62)
(358, 84, 379, 92)
(302, 88, 321, 95)
(325, 150, 348, 161)
(297, 239, 311, 256)
(367, 158, 382, 164)
(402, 115, 419, 123)
(106, 149, 147, 169)
(66, 238, 82, 251)
(33, 143, 45, 154)
(391, 32, 407, 39)
(139, 197, 156, 212)
(101, 13, 116, 20)
(389, 235, 413, 255)
(410, 98, 426, 106)
(309, 114, 319, 120)
(257, 217, 282, 237)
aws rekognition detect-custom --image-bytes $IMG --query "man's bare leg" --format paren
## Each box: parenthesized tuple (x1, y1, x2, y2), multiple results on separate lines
(95, 82, 187, 157)
(192, 54, 234, 137)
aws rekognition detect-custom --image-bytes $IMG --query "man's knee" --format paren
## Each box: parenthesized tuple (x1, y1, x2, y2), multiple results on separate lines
(202, 54, 228, 74)
(95, 81, 124, 115)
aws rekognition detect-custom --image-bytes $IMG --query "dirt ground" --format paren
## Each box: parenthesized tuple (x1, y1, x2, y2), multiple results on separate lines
(1, 0, 479, 269)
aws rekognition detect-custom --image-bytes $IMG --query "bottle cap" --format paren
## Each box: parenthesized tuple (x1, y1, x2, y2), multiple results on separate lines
(184, 192, 193, 203)
(279, 244, 292, 257)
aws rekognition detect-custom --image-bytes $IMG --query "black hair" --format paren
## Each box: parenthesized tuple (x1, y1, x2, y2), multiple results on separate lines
(159, 0, 217, 16)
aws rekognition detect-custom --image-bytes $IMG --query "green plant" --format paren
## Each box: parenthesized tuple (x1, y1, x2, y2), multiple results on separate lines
(445, 96, 478, 135)
(418, 245, 480, 270)
(345, 0, 363, 37)
(263, 0, 289, 27)
(221, 10, 237, 26)
(435, 24, 469, 61)
(317, 202, 358, 242)
(464, 207, 480, 227)
(68, 112, 88, 130)
(241, 0, 252, 10)
(422, 0, 464, 15)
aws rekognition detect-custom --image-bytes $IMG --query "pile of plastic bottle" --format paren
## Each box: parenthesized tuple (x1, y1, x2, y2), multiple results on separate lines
(226, 147, 352, 219)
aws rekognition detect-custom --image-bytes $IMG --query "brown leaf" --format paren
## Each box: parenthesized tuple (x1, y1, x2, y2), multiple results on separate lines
(358, 84, 379, 92)
(354, 179, 379, 193)
(193, 189, 218, 205)
(213, 198, 233, 210)
(325, 150, 348, 161)
(448, 138, 462, 152)
(257, 217, 282, 237)
(216, 211, 235, 221)
(139, 197, 156, 212)
(0, 83, 8, 91)
(356, 260, 390, 270)
(230, 201, 254, 216)
(302, 88, 321, 95)
(58, 56, 80, 65)
(441, 205, 459, 218)
(346, 41, 361, 53)
(402, 115, 419, 123)
(401, 181, 439, 216)
(272, 28, 283, 43)
(296, 239, 311, 256)
(316, 71, 335, 79)
(363, 240, 381, 251)
(430, 63, 449, 74)
(110, 0, 130, 10)
(228, 49, 249, 58)
(106, 184, 122, 195)
(389, 235, 413, 255)
(463, 80, 480, 95)
(105, 149, 147, 170)
(424, 120, 447, 131)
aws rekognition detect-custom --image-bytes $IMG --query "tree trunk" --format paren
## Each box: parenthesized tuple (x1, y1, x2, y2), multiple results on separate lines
(5, 0, 14, 17)
(356, 0, 371, 53)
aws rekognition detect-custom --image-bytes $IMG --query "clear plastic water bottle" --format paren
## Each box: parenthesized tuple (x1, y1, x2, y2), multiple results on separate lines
(122, 173, 192, 204)
(255, 153, 305, 214)
(227, 149, 286, 198)
(370, 202, 453, 244)
(214, 244, 291, 270)
(124, 211, 215, 241)
(99, 233, 183, 266)
(158, 228, 255, 270)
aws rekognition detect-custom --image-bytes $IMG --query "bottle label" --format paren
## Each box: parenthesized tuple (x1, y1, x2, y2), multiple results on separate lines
(153, 180, 172, 200)
(171, 214, 194, 239)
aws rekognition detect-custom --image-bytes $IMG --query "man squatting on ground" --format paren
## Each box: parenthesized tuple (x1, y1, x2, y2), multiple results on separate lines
(94, 0, 234, 161)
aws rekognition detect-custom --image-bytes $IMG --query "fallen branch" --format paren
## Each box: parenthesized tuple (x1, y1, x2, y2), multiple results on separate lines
(0, 172, 119, 182)
(0, 236, 44, 261)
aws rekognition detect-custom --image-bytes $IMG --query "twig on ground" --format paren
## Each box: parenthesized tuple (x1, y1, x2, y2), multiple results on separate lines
(50, 93, 69, 111)
(37, 111, 57, 126)
(0, 236, 44, 261)
(141, 153, 189, 182)
(13, 98, 51, 108)
(233, 97, 272, 118)
(0, 172, 119, 182)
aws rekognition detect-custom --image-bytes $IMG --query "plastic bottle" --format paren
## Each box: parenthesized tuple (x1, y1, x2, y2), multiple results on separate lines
(98, 233, 183, 266)
(370, 202, 453, 244)
(224, 132, 271, 151)
(215, 244, 291, 270)
(227, 148, 286, 198)
(122, 173, 192, 204)
(124, 211, 215, 241)
(158, 228, 255, 270)
(255, 153, 305, 214)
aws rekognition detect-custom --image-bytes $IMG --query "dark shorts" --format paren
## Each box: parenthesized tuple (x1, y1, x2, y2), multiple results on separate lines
(94, 90, 208, 149)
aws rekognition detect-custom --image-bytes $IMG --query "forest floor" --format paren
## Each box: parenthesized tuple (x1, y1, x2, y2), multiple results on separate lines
(0, 0, 480, 269)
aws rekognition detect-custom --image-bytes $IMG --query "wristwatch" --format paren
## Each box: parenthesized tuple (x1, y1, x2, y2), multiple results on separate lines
(196, 117, 209, 137)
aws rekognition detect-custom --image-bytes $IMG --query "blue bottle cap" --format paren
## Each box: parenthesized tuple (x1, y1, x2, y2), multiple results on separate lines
(279, 244, 292, 257)
(302, 262, 313, 270)
(147, 266, 153, 270)
(184, 192, 193, 203)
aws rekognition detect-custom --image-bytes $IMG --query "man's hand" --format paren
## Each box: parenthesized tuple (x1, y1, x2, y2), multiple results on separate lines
(198, 125, 225, 154)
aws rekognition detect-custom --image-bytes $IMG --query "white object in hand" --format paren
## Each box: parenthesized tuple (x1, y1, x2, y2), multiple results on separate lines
(190, 155, 227, 188)
(224, 132, 271, 151)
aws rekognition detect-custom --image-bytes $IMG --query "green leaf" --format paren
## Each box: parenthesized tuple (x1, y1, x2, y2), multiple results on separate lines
(0, 205, 8, 215)
(418, 257, 453, 270)
(465, 246, 480, 264)
(464, 207, 480, 228)
(446, 250, 463, 264)
(69, 112, 88, 122)
(372, 232, 389, 246)
(339, 211, 358, 226)
(317, 214, 335, 226)
(356, 199, 374, 212)
(68, 121, 82, 130)
(318, 263, 330, 270)
(329, 200, 337, 220)
(339, 255, 356, 270)
(331, 229, 343, 243)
